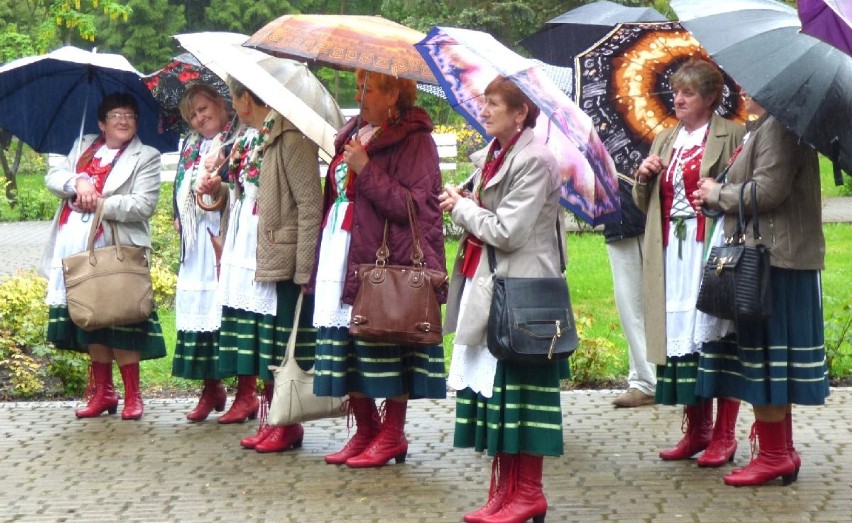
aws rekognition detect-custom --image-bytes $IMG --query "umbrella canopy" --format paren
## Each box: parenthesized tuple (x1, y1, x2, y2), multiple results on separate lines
(244, 14, 437, 84)
(520, 0, 667, 66)
(799, 0, 852, 56)
(671, 0, 852, 179)
(143, 52, 231, 133)
(175, 32, 344, 160)
(416, 26, 620, 226)
(575, 22, 749, 179)
(0, 46, 179, 154)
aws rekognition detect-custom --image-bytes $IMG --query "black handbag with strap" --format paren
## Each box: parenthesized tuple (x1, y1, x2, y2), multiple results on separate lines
(696, 182, 772, 322)
(486, 220, 578, 363)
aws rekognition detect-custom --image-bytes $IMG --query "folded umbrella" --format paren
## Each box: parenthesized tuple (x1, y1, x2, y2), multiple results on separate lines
(416, 26, 620, 226)
(0, 46, 178, 154)
(672, 0, 852, 180)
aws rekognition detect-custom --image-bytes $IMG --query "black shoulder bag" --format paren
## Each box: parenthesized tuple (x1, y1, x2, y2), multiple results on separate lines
(486, 220, 579, 363)
(696, 182, 772, 322)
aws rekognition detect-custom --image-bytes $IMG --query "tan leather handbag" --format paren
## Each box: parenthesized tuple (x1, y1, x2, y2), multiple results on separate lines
(267, 293, 347, 426)
(62, 203, 153, 331)
(349, 196, 447, 346)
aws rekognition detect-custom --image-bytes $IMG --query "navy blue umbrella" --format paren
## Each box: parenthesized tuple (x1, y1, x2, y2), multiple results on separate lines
(0, 46, 179, 154)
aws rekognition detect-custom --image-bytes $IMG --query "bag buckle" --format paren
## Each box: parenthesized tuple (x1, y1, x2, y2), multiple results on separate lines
(715, 256, 730, 275)
(547, 320, 561, 359)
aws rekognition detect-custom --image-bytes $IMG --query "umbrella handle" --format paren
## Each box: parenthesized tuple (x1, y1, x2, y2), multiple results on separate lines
(700, 162, 734, 219)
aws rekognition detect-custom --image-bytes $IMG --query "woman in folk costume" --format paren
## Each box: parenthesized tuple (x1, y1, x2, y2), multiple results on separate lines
(633, 59, 745, 466)
(211, 76, 322, 452)
(694, 95, 829, 486)
(42, 92, 166, 420)
(440, 76, 567, 523)
(170, 84, 234, 422)
(312, 69, 447, 468)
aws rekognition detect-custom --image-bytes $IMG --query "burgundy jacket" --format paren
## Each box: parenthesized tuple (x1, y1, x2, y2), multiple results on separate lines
(320, 107, 446, 305)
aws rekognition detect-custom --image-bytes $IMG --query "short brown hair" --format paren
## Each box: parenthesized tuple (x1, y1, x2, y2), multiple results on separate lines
(484, 76, 540, 129)
(179, 84, 228, 124)
(356, 69, 417, 112)
(670, 58, 724, 110)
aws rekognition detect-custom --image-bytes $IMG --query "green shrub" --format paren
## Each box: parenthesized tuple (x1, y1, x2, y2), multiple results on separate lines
(14, 183, 56, 220)
(569, 311, 622, 387)
(824, 295, 852, 379)
(149, 182, 179, 307)
(0, 270, 87, 398)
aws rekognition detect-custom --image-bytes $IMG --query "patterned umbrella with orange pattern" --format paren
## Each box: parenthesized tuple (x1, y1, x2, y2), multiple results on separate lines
(244, 14, 437, 84)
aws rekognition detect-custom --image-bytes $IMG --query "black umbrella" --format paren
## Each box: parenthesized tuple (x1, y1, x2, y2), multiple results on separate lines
(520, 0, 667, 66)
(143, 53, 230, 133)
(672, 0, 852, 181)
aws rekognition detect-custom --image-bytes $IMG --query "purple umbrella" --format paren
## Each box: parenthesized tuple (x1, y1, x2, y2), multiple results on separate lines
(799, 0, 852, 56)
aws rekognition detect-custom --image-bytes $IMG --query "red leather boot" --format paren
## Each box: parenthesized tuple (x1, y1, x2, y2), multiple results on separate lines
(254, 424, 304, 453)
(723, 420, 796, 487)
(75, 361, 119, 418)
(463, 453, 517, 523)
(325, 397, 381, 464)
(119, 363, 143, 420)
(186, 380, 227, 422)
(217, 375, 259, 424)
(785, 411, 801, 482)
(659, 399, 713, 460)
(482, 453, 547, 523)
(697, 398, 740, 467)
(240, 382, 274, 449)
(346, 399, 408, 468)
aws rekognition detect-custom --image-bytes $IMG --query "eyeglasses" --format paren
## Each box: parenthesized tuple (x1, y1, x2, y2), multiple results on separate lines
(105, 112, 138, 121)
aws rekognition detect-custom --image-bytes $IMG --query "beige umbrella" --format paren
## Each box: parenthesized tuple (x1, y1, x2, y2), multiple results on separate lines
(175, 32, 344, 160)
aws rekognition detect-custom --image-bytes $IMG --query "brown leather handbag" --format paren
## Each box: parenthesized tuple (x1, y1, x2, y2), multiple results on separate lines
(349, 196, 447, 346)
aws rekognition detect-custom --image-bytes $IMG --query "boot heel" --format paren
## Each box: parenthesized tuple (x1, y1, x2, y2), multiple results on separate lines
(248, 409, 258, 421)
(781, 473, 795, 486)
(107, 405, 118, 415)
(792, 467, 800, 482)
(394, 452, 407, 464)
(533, 512, 546, 523)
(293, 438, 304, 449)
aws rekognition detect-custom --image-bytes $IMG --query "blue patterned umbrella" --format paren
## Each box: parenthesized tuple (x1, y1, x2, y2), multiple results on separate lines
(415, 26, 620, 226)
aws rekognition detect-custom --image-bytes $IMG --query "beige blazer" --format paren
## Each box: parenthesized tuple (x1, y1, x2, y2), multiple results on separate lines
(444, 128, 564, 346)
(632, 114, 744, 364)
(40, 134, 162, 277)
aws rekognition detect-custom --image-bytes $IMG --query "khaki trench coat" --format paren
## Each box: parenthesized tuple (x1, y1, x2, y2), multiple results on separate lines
(444, 128, 564, 347)
(633, 114, 744, 365)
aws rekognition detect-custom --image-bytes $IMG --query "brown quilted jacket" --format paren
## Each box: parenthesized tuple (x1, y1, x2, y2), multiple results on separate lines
(255, 112, 323, 284)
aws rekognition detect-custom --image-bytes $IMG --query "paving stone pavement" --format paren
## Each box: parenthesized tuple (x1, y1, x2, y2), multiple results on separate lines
(0, 390, 850, 523)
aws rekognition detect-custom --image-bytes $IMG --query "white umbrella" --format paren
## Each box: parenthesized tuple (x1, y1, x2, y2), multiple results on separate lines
(175, 32, 344, 160)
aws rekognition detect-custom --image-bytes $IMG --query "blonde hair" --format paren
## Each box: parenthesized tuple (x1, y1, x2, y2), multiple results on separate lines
(179, 84, 228, 124)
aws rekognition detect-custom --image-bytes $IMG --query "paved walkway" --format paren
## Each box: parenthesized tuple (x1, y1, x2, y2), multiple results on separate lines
(0, 390, 850, 522)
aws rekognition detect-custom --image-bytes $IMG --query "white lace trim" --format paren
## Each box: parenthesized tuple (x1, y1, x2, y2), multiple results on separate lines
(446, 279, 498, 398)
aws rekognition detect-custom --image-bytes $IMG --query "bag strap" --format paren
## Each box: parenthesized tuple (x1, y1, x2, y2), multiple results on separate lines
(487, 217, 566, 275)
(86, 201, 124, 262)
(736, 181, 761, 242)
(374, 194, 424, 267)
(278, 292, 304, 366)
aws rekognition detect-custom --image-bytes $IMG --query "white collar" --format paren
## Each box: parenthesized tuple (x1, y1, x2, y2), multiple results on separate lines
(672, 122, 709, 150)
(94, 144, 121, 165)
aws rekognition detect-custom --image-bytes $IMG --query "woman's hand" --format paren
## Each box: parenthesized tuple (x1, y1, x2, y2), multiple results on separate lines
(636, 154, 665, 183)
(693, 178, 719, 209)
(439, 184, 464, 213)
(343, 138, 369, 173)
(74, 177, 101, 213)
(196, 173, 222, 196)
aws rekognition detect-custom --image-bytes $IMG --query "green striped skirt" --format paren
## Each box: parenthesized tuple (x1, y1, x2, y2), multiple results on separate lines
(697, 268, 830, 406)
(654, 353, 701, 406)
(172, 330, 221, 380)
(46, 306, 166, 360)
(313, 326, 446, 399)
(217, 281, 316, 381)
(454, 359, 569, 457)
